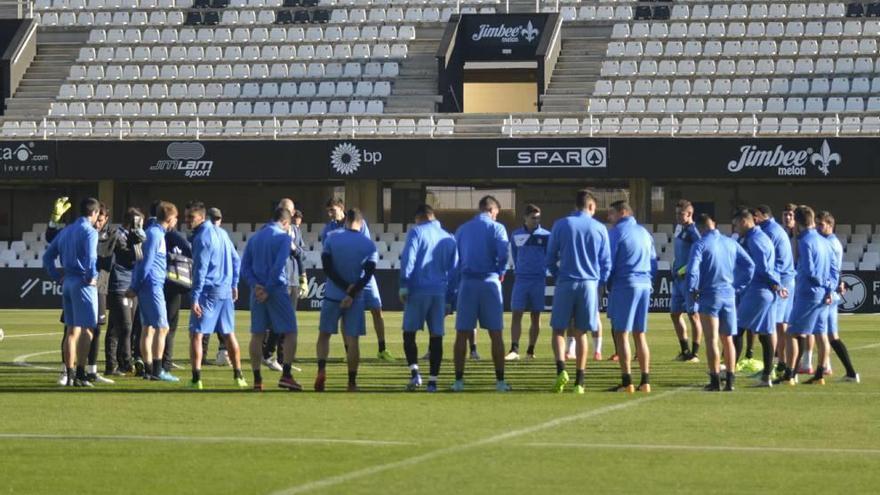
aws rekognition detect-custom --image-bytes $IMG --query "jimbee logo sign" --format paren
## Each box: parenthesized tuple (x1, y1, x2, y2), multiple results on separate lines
(329, 142, 383, 175)
(727, 140, 841, 177)
(0, 142, 53, 177)
(497, 147, 607, 168)
(151, 142, 214, 178)
(471, 21, 540, 43)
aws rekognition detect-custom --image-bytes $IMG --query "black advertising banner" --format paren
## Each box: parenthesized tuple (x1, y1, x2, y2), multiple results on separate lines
(5, 268, 880, 315)
(0, 141, 55, 178)
(458, 14, 550, 59)
(52, 137, 880, 181)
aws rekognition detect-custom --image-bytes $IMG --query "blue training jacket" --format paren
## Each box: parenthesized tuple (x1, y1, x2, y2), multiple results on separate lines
(742, 226, 781, 289)
(322, 228, 378, 301)
(609, 216, 657, 287)
(399, 219, 458, 297)
(241, 222, 291, 290)
(795, 227, 834, 299)
(510, 225, 551, 280)
(43, 216, 98, 284)
(190, 221, 237, 301)
(673, 222, 701, 275)
(545, 211, 611, 284)
(686, 229, 755, 297)
(758, 217, 796, 282)
(129, 221, 167, 293)
(823, 232, 843, 289)
(454, 213, 509, 280)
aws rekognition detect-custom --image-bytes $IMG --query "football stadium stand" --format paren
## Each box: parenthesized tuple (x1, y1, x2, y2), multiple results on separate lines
(3, 1, 880, 137)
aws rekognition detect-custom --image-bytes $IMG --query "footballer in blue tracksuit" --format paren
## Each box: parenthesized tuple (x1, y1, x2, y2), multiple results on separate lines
(506, 204, 550, 361)
(607, 202, 657, 393)
(128, 201, 178, 382)
(753, 206, 797, 330)
(316, 208, 378, 392)
(242, 207, 300, 391)
(185, 202, 246, 390)
(321, 198, 393, 362)
(452, 196, 510, 392)
(733, 210, 788, 385)
(780, 206, 835, 385)
(546, 191, 610, 393)
(687, 214, 754, 391)
(816, 211, 860, 382)
(670, 199, 703, 362)
(398, 205, 458, 391)
(43, 197, 101, 387)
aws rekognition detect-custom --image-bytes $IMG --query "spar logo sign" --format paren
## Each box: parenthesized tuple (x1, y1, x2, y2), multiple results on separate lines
(0, 143, 50, 175)
(497, 147, 607, 168)
(839, 273, 867, 311)
(329, 142, 382, 175)
(727, 140, 841, 176)
(151, 142, 214, 178)
(471, 21, 540, 43)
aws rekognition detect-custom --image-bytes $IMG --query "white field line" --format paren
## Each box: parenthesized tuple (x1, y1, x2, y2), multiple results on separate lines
(0, 433, 413, 447)
(2, 332, 62, 339)
(520, 442, 880, 455)
(851, 342, 880, 351)
(11, 350, 57, 371)
(268, 388, 687, 495)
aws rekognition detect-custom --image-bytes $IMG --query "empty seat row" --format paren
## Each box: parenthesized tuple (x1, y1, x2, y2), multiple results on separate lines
(2, 117, 456, 138)
(667, 3, 848, 20)
(78, 42, 409, 62)
(59, 80, 391, 99)
(37, 11, 185, 26)
(606, 39, 879, 58)
(587, 96, 877, 114)
(600, 57, 880, 77)
(328, 6, 487, 22)
(595, 77, 880, 97)
(551, 116, 880, 136)
(69, 61, 398, 80)
(611, 19, 880, 40)
(49, 99, 385, 116)
(88, 24, 416, 43)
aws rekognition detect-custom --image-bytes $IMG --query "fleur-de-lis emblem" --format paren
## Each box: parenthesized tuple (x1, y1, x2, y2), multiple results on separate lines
(523, 21, 539, 42)
(809, 140, 841, 176)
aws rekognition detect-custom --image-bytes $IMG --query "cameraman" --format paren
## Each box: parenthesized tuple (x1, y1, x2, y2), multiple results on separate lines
(105, 208, 145, 375)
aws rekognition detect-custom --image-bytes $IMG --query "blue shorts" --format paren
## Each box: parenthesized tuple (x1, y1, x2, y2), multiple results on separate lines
(737, 286, 776, 335)
(190, 293, 235, 335)
(788, 290, 827, 336)
(671, 278, 698, 314)
(610, 284, 650, 333)
(550, 280, 599, 333)
(250, 287, 297, 334)
(826, 293, 840, 336)
(62, 279, 98, 329)
(402, 293, 445, 336)
(698, 292, 737, 336)
(319, 297, 366, 337)
(455, 277, 503, 332)
(511, 278, 545, 312)
(774, 276, 796, 325)
(363, 278, 382, 310)
(138, 284, 168, 329)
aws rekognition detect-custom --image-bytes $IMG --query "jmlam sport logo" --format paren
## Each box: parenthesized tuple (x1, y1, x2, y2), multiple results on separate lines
(151, 142, 214, 178)
(329, 143, 383, 175)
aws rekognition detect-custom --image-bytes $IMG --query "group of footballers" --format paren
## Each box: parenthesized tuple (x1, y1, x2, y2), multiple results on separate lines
(41, 188, 860, 393)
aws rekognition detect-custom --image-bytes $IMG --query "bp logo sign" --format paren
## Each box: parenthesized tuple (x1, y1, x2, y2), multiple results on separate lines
(839, 274, 867, 311)
(329, 143, 383, 175)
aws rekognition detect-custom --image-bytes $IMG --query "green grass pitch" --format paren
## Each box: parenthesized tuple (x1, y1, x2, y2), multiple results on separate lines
(1, 309, 879, 494)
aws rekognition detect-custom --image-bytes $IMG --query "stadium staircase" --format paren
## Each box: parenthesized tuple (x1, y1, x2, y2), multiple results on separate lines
(383, 31, 442, 115)
(540, 27, 609, 113)
(3, 39, 83, 119)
